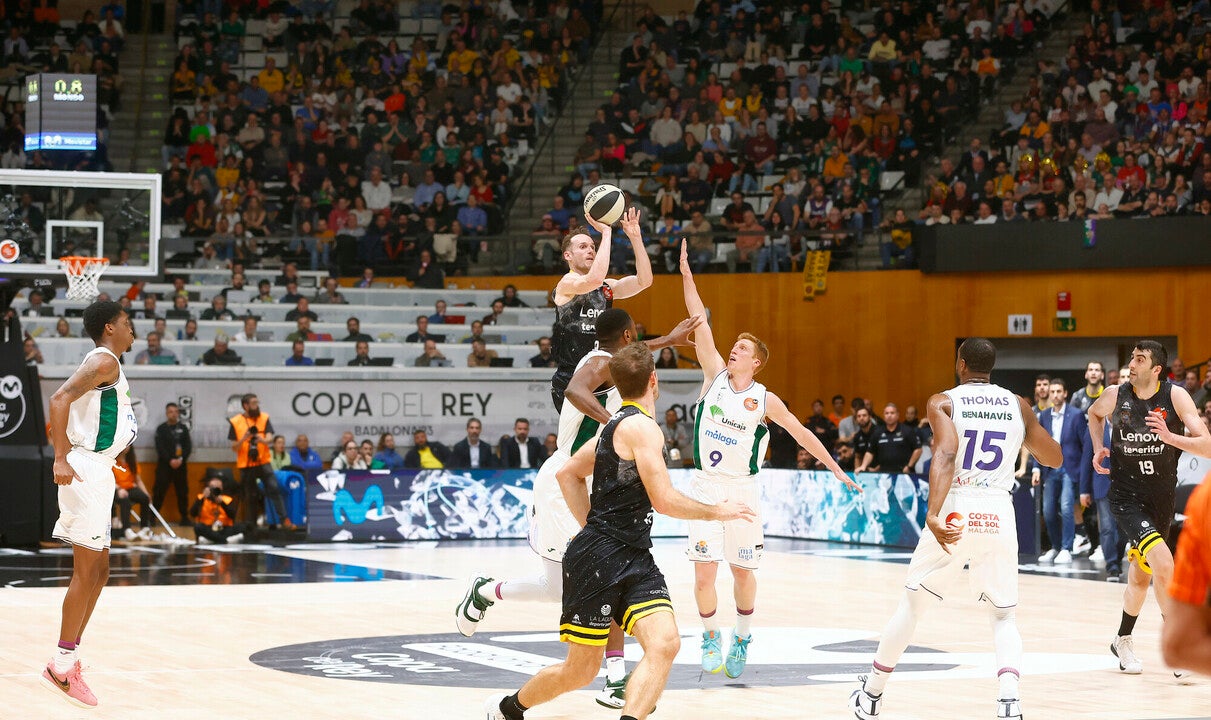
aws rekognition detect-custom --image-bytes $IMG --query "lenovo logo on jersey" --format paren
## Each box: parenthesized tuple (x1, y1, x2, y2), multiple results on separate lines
(1119, 431, 1161, 443)
(959, 395, 1011, 406)
(579, 308, 602, 318)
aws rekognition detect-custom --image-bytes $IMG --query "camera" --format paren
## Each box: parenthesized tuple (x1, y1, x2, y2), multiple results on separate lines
(248, 427, 261, 462)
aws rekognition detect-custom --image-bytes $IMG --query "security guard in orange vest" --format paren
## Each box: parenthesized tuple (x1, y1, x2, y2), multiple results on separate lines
(228, 393, 293, 529)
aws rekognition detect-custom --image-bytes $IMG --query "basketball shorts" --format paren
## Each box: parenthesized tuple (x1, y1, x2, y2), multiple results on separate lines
(686, 471, 763, 569)
(527, 449, 592, 562)
(904, 491, 1019, 608)
(560, 528, 672, 646)
(1109, 488, 1175, 558)
(52, 448, 118, 552)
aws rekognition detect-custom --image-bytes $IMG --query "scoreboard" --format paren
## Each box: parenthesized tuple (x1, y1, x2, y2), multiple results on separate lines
(25, 74, 98, 152)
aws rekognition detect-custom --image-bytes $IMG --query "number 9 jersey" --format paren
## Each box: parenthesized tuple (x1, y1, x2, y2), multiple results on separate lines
(944, 382, 1025, 494)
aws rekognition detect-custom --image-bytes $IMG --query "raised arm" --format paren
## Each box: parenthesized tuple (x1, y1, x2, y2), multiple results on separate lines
(1148, 385, 1211, 458)
(766, 392, 861, 492)
(565, 357, 614, 425)
(679, 240, 725, 378)
(643, 314, 704, 352)
(555, 437, 598, 526)
(1087, 384, 1118, 475)
(619, 415, 754, 522)
(608, 207, 654, 299)
(49, 352, 119, 486)
(554, 217, 613, 302)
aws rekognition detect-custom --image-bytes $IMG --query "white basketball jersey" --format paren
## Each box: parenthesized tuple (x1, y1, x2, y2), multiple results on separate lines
(943, 382, 1025, 493)
(556, 349, 621, 455)
(67, 347, 138, 460)
(693, 370, 769, 477)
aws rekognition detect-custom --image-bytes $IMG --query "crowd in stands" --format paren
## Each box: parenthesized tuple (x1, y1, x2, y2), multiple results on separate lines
(537, 0, 1065, 273)
(0, 1, 123, 171)
(164, 0, 600, 276)
(913, 1, 1211, 242)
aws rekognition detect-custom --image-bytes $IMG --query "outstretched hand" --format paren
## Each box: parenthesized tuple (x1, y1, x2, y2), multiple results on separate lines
(679, 239, 693, 276)
(620, 206, 642, 238)
(835, 469, 862, 493)
(664, 315, 704, 348)
(584, 213, 611, 234)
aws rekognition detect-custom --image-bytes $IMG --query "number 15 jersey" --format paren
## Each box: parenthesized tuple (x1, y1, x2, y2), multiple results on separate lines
(943, 382, 1025, 494)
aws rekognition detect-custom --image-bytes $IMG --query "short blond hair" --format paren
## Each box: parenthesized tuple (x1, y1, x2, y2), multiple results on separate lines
(737, 332, 769, 374)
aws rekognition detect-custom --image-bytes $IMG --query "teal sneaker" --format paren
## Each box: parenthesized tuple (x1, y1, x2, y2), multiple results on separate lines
(724, 633, 751, 678)
(701, 630, 724, 673)
(455, 574, 494, 637)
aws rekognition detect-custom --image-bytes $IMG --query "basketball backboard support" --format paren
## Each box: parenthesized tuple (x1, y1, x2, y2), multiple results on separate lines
(0, 169, 161, 278)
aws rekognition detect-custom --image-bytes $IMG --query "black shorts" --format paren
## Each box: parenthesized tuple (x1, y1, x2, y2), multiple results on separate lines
(1109, 488, 1175, 555)
(560, 528, 673, 646)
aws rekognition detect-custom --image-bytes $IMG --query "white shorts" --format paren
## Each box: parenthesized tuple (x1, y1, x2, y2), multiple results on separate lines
(904, 492, 1019, 608)
(527, 450, 591, 562)
(686, 472, 763, 569)
(52, 448, 117, 552)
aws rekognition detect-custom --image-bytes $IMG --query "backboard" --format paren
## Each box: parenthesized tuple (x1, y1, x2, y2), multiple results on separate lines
(0, 169, 161, 278)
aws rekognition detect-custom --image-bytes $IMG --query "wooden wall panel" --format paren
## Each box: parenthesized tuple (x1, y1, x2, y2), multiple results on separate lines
(448, 268, 1211, 414)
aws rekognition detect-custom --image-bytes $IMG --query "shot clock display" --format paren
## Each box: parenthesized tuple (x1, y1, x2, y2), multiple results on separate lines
(25, 74, 98, 151)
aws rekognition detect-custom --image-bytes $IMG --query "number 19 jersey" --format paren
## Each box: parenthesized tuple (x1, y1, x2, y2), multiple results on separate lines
(943, 382, 1025, 494)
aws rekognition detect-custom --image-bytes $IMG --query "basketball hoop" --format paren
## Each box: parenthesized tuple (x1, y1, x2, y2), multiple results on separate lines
(60, 256, 110, 302)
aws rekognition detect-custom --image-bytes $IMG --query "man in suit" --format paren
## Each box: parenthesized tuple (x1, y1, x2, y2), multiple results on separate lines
(498, 417, 547, 469)
(1083, 422, 1123, 580)
(1033, 378, 1092, 565)
(449, 417, 499, 469)
(403, 430, 451, 469)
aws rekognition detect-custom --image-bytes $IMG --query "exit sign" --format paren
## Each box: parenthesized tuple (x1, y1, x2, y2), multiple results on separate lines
(1053, 317, 1077, 332)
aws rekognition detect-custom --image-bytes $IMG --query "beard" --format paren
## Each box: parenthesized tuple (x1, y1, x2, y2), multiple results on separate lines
(247, 408, 261, 419)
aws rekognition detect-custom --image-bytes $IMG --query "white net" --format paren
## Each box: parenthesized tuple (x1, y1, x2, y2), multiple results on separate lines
(61, 256, 110, 301)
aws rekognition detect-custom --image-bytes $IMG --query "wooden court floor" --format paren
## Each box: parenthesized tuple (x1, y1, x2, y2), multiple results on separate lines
(0, 539, 1207, 720)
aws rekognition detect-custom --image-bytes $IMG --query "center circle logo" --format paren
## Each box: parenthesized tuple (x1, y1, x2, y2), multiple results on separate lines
(248, 627, 1116, 688)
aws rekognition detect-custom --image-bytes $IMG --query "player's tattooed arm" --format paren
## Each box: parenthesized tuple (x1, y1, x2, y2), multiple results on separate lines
(923, 392, 962, 551)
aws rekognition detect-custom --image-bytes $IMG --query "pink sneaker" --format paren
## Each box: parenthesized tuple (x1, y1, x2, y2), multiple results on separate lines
(41, 661, 97, 708)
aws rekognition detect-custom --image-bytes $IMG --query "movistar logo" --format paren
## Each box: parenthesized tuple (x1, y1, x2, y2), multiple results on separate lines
(708, 404, 746, 431)
(333, 485, 386, 524)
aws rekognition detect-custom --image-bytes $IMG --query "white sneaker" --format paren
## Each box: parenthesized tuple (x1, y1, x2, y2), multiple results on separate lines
(456, 575, 495, 637)
(1089, 546, 1105, 564)
(1073, 534, 1092, 556)
(1111, 635, 1143, 674)
(997, 697, 1023, 719)
(483, 693, 508, 720)
(1054, 550, 1073, 565)
(225, 533, 244, 544)
(851, 676, 881, 719)
(138, 527, 153, 541)
(1174, 669, 1193, 684)
(1038, 549, 1058, 564)
(123, 528, 137, 542)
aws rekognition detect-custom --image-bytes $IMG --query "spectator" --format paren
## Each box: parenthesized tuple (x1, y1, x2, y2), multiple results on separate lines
(854, 403, 922, 473)
(228, 393, 292, 529)
(529, 336, 556, 367)
(804, 399, 840, 449)
(347, 340, 373, 366)
(373, 433, 405, 470)
(467, 339, 498, 367)
(331, 439, 367, 471)
(428, 300, 448, 324)
(1034, 379, 1092, 565)
(113, 448, 152, 541)
(152, 401, 191, 526)
(415, 338, 451, 367)
(190, 474, 245, 545)
(269, 435, 291, 471)
(232, 316, 263, 343)
(313, 277, 348, 305)
(289, 435, 324, 474)
(409, 248, 445, 289)
(200, 335, 241, 365)
(838, 398, 868, 442)
(661, 408, 690, 468)
(404, 430, 450, 469)
(655, 347, 679, 369)
(285, 317, 318, 343)
(285, 340, 314, 366)
(179, 319, 200, 341)
(449, 417, 499, 469)
(285, 297, 319, 322)
(200, 294, 236, 320)
(342, 317, 374, 343)
(406, 316, 444, 344)
(134, 331, 177, 365)
(498, 418, 547, 469)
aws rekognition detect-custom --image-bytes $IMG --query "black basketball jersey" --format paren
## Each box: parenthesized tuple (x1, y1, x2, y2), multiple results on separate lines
(587, 403, 655, 549)
(552, 282, 613, 377)
(1109, 381, 1184, 496)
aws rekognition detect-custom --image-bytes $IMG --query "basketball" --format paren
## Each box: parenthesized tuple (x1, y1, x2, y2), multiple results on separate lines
(583, 183, 626, 225)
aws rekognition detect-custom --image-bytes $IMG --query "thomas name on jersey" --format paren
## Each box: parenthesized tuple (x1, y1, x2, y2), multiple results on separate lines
(957, 394, 1014, 422)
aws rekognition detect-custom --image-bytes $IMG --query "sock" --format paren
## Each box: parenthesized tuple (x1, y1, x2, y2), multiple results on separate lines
(735, 607, 754, 637)
(1118, 611, 1138, 638)
(701, 609, 720, 635)
(998, 667, 1020, 699)
(868, 589, 936, 695)
(864, 662, 893, 696)
(990, 606, 1022, 699)
(605, 652, 625, 683)
(52, 641, 76, 674)
(500, 692, 527, 720)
